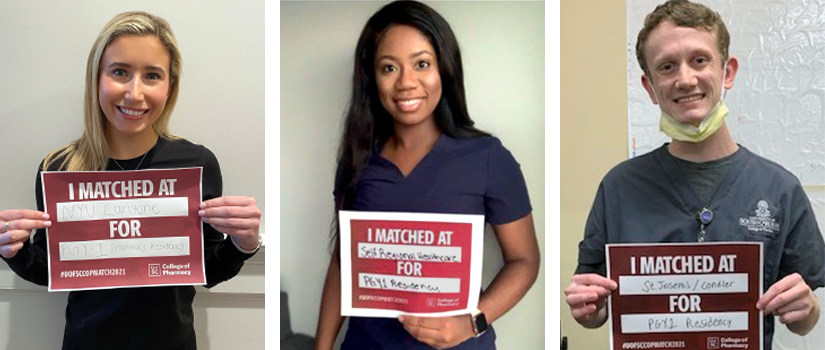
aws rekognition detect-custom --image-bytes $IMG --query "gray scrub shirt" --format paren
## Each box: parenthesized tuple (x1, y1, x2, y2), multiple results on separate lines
(576, 144, 825, 350)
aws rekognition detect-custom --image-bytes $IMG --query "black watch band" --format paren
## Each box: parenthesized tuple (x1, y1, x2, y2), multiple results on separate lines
(471, 309, 488, 337)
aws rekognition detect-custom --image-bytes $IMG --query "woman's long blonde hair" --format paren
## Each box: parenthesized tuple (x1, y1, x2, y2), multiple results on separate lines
(43, 11, 182, 171)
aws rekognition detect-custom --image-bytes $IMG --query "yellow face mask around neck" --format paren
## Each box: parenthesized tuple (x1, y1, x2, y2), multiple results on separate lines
(654, 63, 729, 143)
(659, 99, 729, 143)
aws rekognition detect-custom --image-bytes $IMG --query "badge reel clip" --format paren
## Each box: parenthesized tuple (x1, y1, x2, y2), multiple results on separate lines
(697, 207, 713, 242)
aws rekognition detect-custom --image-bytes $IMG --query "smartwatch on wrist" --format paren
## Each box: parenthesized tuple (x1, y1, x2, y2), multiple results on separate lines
(470, 308, 488, 337)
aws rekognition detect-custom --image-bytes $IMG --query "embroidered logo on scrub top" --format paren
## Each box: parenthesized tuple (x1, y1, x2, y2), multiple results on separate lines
(739, 200, 780, 234)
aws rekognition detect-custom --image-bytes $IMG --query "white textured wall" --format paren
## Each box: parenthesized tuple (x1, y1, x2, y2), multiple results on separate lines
(280, 1, 545, 349)
(0, 1, 264, 349)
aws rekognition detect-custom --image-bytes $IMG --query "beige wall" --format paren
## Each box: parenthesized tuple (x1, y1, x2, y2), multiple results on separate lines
(560, 0, 628, 348)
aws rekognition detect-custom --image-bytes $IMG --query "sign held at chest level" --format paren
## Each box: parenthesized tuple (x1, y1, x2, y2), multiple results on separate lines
(606, 243, 762, 350)
(42, 167, 206, 291)
(339, 211, 485, 318)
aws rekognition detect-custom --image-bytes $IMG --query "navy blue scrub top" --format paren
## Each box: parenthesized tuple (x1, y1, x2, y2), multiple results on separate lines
(340, 135, 532, 350)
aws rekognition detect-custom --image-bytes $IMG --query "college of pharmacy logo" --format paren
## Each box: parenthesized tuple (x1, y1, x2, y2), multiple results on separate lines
(739, 199, 779, 234)
(148, 264, 161, 277)
(707, 337, 720, 349)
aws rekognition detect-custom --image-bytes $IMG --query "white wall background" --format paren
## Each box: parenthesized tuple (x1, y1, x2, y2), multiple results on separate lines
(626, 1, 825, 348)
(0, 1, 264, 349)
(280, 1, 545, 349)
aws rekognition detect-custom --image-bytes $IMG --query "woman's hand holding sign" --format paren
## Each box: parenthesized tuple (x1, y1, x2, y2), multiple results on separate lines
(0, 209, 51, 258)
(198, 196, 262, 251)
(398, 314, 475, 349)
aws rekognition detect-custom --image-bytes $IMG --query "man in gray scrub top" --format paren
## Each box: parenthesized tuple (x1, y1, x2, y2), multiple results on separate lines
(564, 0, 825, 348)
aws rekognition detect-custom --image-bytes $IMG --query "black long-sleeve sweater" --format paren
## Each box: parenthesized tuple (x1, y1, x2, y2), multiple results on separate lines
(3, 137, 256, 350)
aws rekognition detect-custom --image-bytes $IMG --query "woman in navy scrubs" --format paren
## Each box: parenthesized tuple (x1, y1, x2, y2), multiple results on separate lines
(314, 1, 540, 349)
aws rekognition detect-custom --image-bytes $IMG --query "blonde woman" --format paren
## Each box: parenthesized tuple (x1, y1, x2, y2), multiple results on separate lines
(0, 11, 261, 349)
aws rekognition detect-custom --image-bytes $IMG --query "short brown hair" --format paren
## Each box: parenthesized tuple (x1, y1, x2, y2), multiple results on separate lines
(635, 0, 729, 75)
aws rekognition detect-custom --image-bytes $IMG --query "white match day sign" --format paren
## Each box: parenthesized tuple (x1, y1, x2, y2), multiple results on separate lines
(607, 242, 763, 350)
(41, 168, 206, 291)
(339, 211, 484, 317)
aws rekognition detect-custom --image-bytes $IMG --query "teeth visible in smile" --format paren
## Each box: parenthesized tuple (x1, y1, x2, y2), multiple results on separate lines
(676, 95, 703, 103)
(398, 98, 423, 106)
(119, 107, 146, 116)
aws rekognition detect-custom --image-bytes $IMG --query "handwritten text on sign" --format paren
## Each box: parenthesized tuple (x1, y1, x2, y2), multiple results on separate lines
(339, 211, 484, 318)
(42, 168, 206, 291)
(606, 243, 762, 350)
(360, 226, 460, 293)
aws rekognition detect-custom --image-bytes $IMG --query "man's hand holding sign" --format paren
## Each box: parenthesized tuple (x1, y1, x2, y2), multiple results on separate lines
(565, 273, 618, 328)
(756, 272, 820, 335)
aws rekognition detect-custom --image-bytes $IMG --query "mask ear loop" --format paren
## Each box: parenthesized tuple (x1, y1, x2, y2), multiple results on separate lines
(720, 61, 728, 100)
